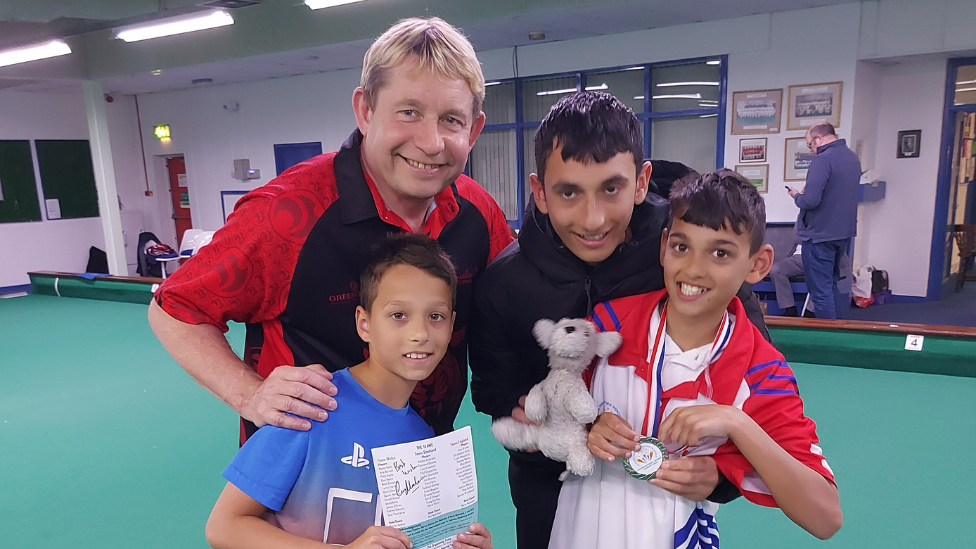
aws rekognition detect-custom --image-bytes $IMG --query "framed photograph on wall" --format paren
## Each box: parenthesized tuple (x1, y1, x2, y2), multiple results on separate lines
(735, 164, 769, 193)
(731, 89, 782, 134)
(784, 137, 815, 181)
(739, 138, 767, 163)
(787, 81, 842, 130)
(897, 130, 921, 159)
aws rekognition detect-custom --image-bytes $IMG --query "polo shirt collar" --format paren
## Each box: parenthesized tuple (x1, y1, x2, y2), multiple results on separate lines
(816, 138, 845, 155)
(334, 129, 460, 233)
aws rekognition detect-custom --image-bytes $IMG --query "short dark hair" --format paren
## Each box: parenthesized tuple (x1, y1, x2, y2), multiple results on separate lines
(359, 233, 457, 312)
(667, 169, 766, 254)
(534, 91, 643, 184)
(808, 122, 836, 138)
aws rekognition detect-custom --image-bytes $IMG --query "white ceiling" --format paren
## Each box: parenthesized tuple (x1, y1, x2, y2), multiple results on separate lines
(0, 0, 864, 95)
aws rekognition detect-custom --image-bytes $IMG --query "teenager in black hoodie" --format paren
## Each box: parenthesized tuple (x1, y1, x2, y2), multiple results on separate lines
(468, 92, 769, 549)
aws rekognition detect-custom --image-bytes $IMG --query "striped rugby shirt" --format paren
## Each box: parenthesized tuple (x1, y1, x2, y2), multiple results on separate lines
(551, 289, 835, 549)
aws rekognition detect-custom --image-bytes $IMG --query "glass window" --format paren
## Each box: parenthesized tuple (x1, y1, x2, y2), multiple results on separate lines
(522, 75, 578, 121)
(522, 127, 538, 209)
(470, 129, 519, 220)
(650, 115, 718, 174)
(651, 61, 721, 113)
(483, 81, 516, 125)
(954, 65, 976, 106)
(584, 67, 645, 114)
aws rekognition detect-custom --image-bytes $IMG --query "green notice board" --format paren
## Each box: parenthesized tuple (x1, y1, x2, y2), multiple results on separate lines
(35, 139, 99, 219)
(0, 140, 42, 223)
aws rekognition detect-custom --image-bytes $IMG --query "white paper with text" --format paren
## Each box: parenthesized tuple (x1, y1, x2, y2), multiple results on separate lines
(371, 426, 478, 549)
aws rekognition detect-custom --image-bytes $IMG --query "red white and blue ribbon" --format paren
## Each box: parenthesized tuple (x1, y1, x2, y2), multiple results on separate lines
(641, 301, 733, 437)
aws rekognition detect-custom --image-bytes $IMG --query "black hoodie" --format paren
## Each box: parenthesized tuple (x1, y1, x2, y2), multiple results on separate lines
(469, 194, 769, 423)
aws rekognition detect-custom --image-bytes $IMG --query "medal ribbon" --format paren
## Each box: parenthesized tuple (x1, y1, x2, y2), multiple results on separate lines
(641, 302, 732, 437)
(642, 303, 668, 437)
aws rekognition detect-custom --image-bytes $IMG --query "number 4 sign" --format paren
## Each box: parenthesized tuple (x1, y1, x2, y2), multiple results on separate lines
(905, 334, 924, 351)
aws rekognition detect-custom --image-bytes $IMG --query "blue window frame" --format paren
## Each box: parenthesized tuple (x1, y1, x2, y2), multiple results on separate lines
(471, 55, 728, 228)
(929, 57, 976, 298)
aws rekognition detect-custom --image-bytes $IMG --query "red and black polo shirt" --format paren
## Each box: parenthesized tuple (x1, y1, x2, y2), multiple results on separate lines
(155, 130, 513, 438)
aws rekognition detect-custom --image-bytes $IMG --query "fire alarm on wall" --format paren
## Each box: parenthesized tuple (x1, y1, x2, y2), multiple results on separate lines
(105, 94, 114, 103)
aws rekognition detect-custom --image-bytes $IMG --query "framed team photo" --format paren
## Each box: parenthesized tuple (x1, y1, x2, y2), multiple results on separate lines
(731, 89, 782, 135)
(735, 164, 769, 193)
(787, 81, 842, 130)
(739, 138, 767, 163)
(784, 137, 814, 181)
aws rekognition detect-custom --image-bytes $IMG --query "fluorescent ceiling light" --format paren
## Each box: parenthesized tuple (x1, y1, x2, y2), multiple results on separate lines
(536, 87, 577, 96)
(700, 114, 718, 118)
(657, 81, 720, 87)
(634, 95, 645, 100)
(652, 93, 702, 99)
(584, 83, 608, 91)
(485, 81, 502, 86)
(706, 60, 721, 65)
(305, 0, 366, 9)
(956, 79, 976, 86)
(957, 86, 976, 93)
(116, 11, 234, 42)
(622, 66, 644, 71)
(0, 40, 71, 68)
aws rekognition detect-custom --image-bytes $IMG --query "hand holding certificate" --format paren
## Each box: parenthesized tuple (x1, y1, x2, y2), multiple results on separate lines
(371, 426, 480, 549)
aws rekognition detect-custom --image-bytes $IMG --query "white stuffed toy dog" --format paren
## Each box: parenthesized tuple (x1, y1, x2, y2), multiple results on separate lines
(491, 318, 622, 478)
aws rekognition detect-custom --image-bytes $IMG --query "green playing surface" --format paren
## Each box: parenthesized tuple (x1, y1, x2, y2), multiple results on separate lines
(2, 294, 974, 548)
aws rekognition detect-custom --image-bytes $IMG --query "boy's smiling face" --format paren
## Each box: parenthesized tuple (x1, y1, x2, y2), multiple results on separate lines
(662, 218, 773, 322)
(355, 264, 455, 383)
(530, 146, 651, 265)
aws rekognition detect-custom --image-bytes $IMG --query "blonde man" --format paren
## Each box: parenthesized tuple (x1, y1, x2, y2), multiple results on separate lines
(149, 16, 512, 450)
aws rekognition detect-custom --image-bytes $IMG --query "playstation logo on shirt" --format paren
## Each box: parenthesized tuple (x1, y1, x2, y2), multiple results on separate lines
(341, 443, 370, 468)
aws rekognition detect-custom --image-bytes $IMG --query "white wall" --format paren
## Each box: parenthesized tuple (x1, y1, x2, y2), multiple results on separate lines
(858, 59, 947, 297)
(850, 60, 884, 269)
(0, 89, 107, 288)
(105, 95, 155, 274)
(722, 5, 862, 223)
(0, 90, 158, 286)
(136, 69, 361, 231)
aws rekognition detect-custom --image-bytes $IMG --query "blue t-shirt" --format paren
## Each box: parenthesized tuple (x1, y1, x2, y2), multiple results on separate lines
(223, 368, 433, 544)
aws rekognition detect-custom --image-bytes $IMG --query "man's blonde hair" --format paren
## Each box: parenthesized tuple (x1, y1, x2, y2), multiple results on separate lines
(361, 17, 485, 116)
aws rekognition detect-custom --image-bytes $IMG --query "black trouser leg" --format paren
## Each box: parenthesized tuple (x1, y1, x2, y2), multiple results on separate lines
(509, 457, 565, 549)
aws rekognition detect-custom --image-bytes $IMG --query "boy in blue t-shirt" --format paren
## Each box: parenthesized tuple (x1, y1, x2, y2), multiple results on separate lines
(206, 234, 493, 549)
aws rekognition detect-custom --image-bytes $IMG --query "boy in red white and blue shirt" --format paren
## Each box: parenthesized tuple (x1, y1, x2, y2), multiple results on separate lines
(549, 170, 841, 549)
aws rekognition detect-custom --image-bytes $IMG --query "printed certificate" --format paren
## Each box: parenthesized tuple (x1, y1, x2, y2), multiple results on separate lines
(371, 426, 478, 548)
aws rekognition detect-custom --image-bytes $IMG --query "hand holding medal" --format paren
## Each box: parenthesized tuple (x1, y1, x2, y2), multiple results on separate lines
(623, 438, 689, 480)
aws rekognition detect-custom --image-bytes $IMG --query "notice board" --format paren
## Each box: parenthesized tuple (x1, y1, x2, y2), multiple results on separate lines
(0, 140, 42, 223)
(35, 139, 99, 219)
